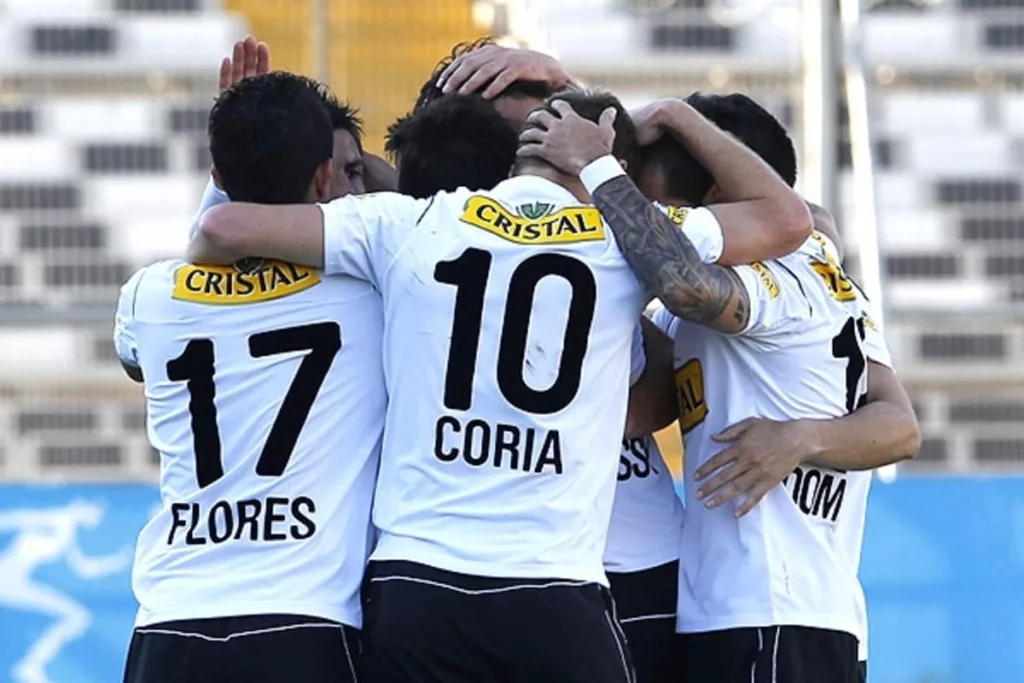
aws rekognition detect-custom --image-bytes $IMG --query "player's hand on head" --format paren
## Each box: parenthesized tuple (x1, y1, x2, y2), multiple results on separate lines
(517, 100, 617, 176)
(694, 417, 815, 518)
(218, 35, 271, 93)
(438, 44, 576, 99)
(630, 99, 680, 146)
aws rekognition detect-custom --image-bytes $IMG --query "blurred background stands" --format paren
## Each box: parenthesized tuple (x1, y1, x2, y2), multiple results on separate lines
(1, 0, 1024, 479)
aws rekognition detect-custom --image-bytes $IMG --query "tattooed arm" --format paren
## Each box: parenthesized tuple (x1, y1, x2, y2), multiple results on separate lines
(593, 174, 750, 333)
(517, 98, 807, 334)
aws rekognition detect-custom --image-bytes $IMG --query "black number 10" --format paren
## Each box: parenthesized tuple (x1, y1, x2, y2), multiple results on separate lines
(166, 322, 341, 489)
(434, 248, 597, 415)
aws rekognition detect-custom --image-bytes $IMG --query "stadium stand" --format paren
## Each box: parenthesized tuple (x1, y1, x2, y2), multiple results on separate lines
(0, 0, 481, 481)
(526, 0, 1024, 472)
(2, 0, 1024, 479)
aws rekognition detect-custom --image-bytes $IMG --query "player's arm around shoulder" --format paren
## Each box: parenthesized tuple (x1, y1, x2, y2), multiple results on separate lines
(633, 99, 810, 265)
(189, 203, 326, 268)
(517, 100, 805, 334)
(189, 192, 425, 284)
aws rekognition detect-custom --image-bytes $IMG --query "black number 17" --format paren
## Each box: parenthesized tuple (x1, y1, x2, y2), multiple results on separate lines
(166, 322, 341, 489)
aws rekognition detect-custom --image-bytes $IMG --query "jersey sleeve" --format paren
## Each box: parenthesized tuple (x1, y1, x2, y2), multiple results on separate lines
(655, 204, 724, 264)
(730, 258, 813, 341)
(189, 177, 230, 239)
(319, 192, 427, 287)
(644, 300, 680, 339)
(859, 300, 893, 369)
(113, 268, 147, 367)
(629, 322, 646, 386)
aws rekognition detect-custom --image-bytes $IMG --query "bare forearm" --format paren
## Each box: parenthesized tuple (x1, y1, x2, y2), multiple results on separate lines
(592, 175, 749, 332)
(186, 231, 242, 266)
(805, 401, 920, 471)
(625, 319, 678, 438)
(654, 102, 792, 203)
(653, 102, 811, 260)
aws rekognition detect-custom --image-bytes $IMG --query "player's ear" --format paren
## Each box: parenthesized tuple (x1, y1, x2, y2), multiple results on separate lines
(310, 158, 334, 202)
(703, 184, 721, 205)
(618, 159, 628, 174)
(211, 166, 225, 191)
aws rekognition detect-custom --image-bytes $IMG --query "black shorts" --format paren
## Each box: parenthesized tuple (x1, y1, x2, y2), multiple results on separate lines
(607, 561, 678, 683)
(858, 660, 867, 683)
(363, 560, 635, 683)
(678, 625, 859, 683)
(123, 614, 361, 683)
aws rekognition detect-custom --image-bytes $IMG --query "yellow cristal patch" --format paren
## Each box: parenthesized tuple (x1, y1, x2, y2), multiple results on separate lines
(675, 359, 708, 435)
(749, 261, 780, 299)
(666, 205, 690, 226)
(173, 260, 320, 305)
(459, 196, 606, 245)
(811, 258, 857, 302)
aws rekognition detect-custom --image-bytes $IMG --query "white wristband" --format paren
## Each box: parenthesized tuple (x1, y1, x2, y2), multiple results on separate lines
(579, 155, 626, 195)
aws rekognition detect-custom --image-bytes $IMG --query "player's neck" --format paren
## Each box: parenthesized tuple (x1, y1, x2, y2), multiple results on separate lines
(512, 159, 591, 204)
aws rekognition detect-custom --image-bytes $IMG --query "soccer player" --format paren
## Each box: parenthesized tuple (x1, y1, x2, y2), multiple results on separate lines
(636, 92, 919, 683)
(115, 73, 384, 683)
(529, 96, 918, 683)
(401, 47, 807, 682)
(187, 88, 808, 682)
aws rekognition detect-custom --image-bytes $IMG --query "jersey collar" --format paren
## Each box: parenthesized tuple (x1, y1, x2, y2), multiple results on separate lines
(494, 174, 581, 205)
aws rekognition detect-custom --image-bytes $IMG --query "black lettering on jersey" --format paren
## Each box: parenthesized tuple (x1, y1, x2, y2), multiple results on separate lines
(208, 500, 233, 543)
(264, 497, 289, 541)
(618, 437, 659, 482)
(433, 416, 563, 475)
(784, 466, 847, 523)
(166, 498, 319, 545)
(291, 497, 317, 540)
(185, 502, 206, 545)
(459, 196, 605, 246)
(675, 359, 708, 434)
(172, 260, 320, 305)
(235, 499, 262, 541)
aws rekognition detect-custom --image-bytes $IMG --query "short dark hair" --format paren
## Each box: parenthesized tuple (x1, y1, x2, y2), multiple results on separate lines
(542, 89, 639, 171)
(384, 94, 517, 198)
(638, 136, 714, 205)
(209, 72, 333, 204)
(415, 36, 498, 111)
(315, 83, 364, 148)
(686, 92, 797, 187)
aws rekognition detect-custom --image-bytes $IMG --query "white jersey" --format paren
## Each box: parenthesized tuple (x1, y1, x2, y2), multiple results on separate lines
(318, 173, 725, 584)
(651, 232, 892, 642)
(115, 258, 385, 628)
(604, 434, 683, 573)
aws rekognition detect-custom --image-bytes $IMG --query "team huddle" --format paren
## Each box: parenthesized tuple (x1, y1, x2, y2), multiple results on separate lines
(114, 35, 920, 683)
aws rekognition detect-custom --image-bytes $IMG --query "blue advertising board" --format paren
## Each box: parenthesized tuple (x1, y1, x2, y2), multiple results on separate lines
(0, 477, 1021, 682)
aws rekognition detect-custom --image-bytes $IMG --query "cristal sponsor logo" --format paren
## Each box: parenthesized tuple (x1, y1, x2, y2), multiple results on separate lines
(665, 205, 689, 226)
(675, 359, 708, 434)
(749, 261, 780, 298)
(460, 196, 605, 245)
(173, 259, 320, 305)
(809, 238, 856, 303)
